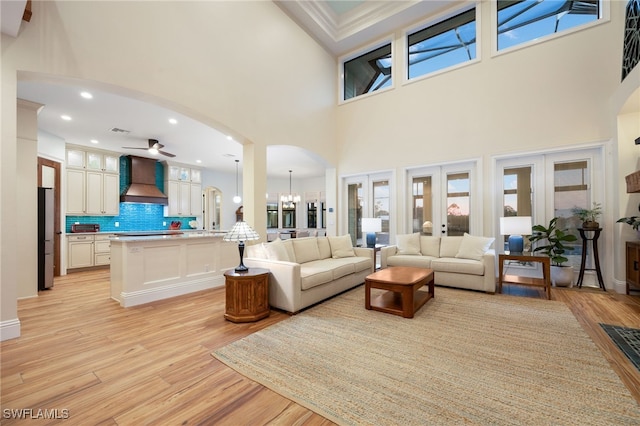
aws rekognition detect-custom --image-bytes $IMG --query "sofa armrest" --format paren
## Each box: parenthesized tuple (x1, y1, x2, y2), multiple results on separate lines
(482, 249, 497, 292)
(244, 257, 302, 313)
(353, 247, 375, 272)
(380, 245, 398, 269)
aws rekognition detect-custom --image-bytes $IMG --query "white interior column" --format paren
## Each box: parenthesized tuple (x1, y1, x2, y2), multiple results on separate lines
(242, 142, 267, 241)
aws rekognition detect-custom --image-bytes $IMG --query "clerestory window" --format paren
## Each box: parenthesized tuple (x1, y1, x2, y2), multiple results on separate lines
(497, 0, 601, 51)
(407, 7, 477, 80)
(342, 42, 392, 101)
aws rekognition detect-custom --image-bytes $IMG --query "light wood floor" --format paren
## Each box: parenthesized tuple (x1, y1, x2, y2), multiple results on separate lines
(2, 270, 640, 425)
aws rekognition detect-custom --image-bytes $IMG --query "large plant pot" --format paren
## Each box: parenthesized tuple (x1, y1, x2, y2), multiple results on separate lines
(551, 265, 574, 287)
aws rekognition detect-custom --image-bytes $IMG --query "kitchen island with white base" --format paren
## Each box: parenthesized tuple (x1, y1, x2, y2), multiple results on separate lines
(110, 231, 238, 307)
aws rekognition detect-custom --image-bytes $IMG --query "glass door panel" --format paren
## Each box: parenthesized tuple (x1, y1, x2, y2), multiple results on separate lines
(502, 166, 533, 251)
(446, 172, 470, 236)
(373, 179, 390, 244)
(552, 160, 590, 269)
(347, 182, 363, 246)
(412, 176, 433, 235)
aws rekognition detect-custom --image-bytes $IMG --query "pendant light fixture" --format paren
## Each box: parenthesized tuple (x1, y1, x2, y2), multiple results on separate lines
(281, 170, 300, 208)
(233, 159, 241, 204)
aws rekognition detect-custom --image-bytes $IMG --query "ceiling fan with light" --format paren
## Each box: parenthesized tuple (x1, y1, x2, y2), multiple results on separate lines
(122, 138, 176, 158)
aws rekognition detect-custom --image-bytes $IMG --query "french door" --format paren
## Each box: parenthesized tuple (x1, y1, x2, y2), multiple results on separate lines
(407, 161, 478, 237)
(495, 147, 604, 270)
(343, 172, 393, 246)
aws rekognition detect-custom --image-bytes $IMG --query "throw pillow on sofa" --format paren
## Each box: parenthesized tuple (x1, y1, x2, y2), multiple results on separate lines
(396, 233, 421, 255)
(420, 236, 441, 257)
(264, 238, 293, 262)
(292, 237, 321, 263)
(328, 235, 356, 258)
(455, 233, 495, 261)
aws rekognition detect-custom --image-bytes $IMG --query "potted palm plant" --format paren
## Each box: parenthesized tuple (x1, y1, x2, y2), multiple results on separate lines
(529, 217, 578, 287)
(571, 202, 602, 229)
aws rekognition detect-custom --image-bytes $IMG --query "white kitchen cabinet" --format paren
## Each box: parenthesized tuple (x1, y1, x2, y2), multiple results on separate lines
(68, 235, 95, 269)
(66, 146, 120, 216)
(68, 234, 114, 269)
(66, 149, 86, 169)
(87, 151, 119, 173)
(165, 180, 200, 216)
(86, 172, 120, 215)
(94, 234, 113, 266)
(66, 169, 86, 215)
(190, 168, 201, 184)
(163, 161, 202, 217)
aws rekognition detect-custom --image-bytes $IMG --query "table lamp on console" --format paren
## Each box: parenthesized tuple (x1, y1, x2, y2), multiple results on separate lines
(499, 216, 532, 254)
(224, 221, 260, 272)
(362, 218, 382, 248)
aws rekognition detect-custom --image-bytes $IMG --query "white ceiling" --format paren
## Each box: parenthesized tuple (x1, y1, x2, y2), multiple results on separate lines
(6, 1, 459, 177)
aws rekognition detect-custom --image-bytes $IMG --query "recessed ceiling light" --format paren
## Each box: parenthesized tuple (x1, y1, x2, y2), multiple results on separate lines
(80, 91, 93, 99)
(61, 115, 71, 121)
(90, 139, 99, 144)
(196, 159, 202, 163)
(227, 136, 233, 140)
(168, 118, 177, 125)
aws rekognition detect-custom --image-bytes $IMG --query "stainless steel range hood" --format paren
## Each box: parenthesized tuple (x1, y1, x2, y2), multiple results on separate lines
(120, 155, 168, 204)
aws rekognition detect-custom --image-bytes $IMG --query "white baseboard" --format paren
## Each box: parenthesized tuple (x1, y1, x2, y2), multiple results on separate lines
(611, 278, 628, 294)
(0, 318, 21, 341)
(117, 276, 225, 307)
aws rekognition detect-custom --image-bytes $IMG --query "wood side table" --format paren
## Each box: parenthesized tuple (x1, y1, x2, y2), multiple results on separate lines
(498, 252, 551, 300)
(224, 268, 270, 323)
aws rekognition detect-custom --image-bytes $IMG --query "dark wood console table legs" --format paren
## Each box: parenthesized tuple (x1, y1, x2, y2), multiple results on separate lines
(576, 228, 605, 290)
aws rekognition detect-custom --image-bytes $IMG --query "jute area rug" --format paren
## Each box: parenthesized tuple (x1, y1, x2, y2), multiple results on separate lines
(212, 286, 640, 425)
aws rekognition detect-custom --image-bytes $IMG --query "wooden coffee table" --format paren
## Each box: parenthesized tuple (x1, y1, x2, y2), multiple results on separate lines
(365, 266, 434, 318)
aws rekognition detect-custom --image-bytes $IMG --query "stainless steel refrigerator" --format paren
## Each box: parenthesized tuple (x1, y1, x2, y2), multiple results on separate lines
(38, 187, 54, 290)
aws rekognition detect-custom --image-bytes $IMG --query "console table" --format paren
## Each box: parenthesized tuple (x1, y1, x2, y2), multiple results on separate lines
(576, 228, 605, 290)
(498, 252, 551, 300)
(224, 268, 270, 323)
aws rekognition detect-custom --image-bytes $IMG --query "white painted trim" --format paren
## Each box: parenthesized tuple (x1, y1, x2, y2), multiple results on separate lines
(115, 275, 225, 308)
(611, 278, 628, 295)
(0, 318, 21, 341)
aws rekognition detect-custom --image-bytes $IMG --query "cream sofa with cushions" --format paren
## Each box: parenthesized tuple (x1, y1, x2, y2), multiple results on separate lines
(380, 233, 496, 293)
(245, 235, 374, 314)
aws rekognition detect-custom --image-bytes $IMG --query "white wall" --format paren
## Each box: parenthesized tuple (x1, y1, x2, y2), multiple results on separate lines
(1, 0, 337, 339)
(17, 100, 40, 299)
(334, 1, 636, 290)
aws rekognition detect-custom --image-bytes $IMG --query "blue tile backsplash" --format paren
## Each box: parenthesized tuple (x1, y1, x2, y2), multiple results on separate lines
(65, 204, 196, 232)
(65, 156, 196, 233)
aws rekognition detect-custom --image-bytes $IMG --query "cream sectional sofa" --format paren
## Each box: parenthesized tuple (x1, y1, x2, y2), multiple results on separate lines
(380, 233, 496, 293)
(245, 235, 374, 314)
